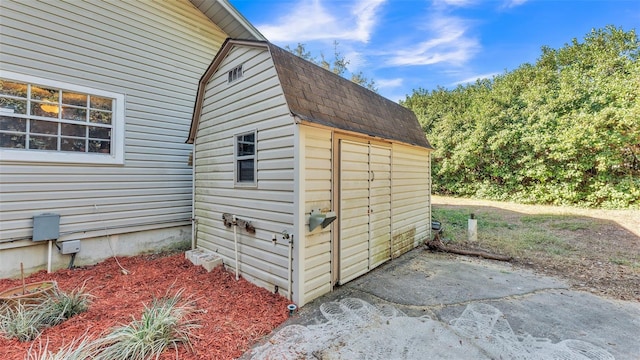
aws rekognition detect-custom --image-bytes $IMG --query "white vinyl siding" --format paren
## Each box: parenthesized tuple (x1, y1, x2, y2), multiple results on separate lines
(391, 144, 431, 257)
(194, 46, 295, 295)
(0, 0, 227, 243)
(301, 127, 333, 304)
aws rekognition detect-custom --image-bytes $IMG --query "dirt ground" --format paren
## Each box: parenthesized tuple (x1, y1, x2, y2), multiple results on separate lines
(432, 196, 640, 302)
(0, 253, 291, 359)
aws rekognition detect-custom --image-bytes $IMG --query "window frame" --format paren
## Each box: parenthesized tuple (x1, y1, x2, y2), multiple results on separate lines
(233, 130, 257, 187)
(0, 71, 125, 165)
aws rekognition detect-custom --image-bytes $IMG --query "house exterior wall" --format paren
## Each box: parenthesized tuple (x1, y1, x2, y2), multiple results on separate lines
(391, 143, 432, 257)
(193, 45, 295, 296)
(0, 0, 227, 277)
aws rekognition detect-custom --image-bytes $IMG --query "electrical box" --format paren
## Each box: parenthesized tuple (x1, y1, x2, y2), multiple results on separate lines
(60, 240, 81, 254)
(32, 213, 60, 241)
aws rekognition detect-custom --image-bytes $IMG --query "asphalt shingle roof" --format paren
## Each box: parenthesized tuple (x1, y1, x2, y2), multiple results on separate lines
(267, 43, 432, 148)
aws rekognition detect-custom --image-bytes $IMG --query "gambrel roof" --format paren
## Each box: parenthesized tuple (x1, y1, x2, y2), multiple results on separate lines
(188, 39, 432, 149)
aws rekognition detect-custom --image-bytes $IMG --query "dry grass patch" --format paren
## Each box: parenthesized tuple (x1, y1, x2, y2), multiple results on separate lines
(432, 196, 640, 301)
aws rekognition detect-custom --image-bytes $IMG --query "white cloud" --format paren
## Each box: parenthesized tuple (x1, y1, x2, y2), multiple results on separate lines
(376, 78, 403, 88)
(256, 0, 386, 43)
(452, 72, 500, 85)
(385, 15, 480, 66)
(502, 0, 529, 8)
(432, 0, 477, 7)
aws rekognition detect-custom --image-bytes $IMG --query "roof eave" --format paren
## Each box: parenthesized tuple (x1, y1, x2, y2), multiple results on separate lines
(189, 0, 265, 40)
(293, 114, 433, 150)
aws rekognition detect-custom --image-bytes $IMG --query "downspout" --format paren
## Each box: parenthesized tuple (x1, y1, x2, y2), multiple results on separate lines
(288, 234, 293, 300)
(233, 215, 239, 280)
(191, 148, 197, 250)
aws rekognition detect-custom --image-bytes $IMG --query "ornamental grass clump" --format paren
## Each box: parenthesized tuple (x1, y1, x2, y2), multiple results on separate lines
(92, 290, 200, 360)
(47, 286, 92, 323)
(0, 302, 52, 342)
(0, 287, 91, 342)
(25, 335, 96, 360)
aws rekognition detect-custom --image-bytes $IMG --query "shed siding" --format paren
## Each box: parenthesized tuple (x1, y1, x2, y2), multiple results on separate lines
(194, 46, 294, 294)
(369, 144, 392, 269)
(338, 140, 371, 283)
(391, 144, 431, 258)
(0, 0, 226, 243)
(301, 126, 333, 304)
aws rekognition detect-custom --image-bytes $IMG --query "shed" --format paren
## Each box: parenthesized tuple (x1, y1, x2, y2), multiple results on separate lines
(187, 39, 433, 306)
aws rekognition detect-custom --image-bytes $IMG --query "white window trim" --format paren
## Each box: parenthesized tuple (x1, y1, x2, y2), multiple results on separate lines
(0, 70, 125, 165)
(234, 129, 257, 187)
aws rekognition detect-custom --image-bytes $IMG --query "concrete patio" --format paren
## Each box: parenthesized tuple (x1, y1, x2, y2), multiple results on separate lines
(245, 248, 640, 359)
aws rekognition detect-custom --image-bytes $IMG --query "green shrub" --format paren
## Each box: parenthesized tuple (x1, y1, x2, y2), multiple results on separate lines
(405, 26, 640, 209)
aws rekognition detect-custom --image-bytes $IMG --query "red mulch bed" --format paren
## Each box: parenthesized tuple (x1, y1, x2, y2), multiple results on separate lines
(0, 252, 291, 359)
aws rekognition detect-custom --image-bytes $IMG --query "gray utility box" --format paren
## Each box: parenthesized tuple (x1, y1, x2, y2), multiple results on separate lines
(32, 213, 60, 241)
(60, 240, 81, 254)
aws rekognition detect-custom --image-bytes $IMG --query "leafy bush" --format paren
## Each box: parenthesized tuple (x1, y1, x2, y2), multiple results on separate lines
(403, 26, 639, 209)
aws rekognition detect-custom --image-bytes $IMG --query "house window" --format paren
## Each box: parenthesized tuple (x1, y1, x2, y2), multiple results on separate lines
(235, 131, 256, 185)
(0, 72, 124, 164)
(228, 64, 243, 83)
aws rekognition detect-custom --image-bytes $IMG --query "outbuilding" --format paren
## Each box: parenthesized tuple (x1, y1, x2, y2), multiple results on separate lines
(187, 39, 433, 306)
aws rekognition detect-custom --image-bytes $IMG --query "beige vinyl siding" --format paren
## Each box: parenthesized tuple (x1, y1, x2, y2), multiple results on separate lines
(337, 139, 392, 284)
(369, 145, 392, 268)
(194, 46, 294, 294)
(391, 144, 432, 258)
(339, 140, 372, 283)
(0, 0, 226, 243)
(301, 126, 333, 304)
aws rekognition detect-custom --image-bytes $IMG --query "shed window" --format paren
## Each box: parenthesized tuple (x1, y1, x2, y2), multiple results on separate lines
(0, 72, 124, 164)
(235, 131, 256, 185)
(228, 64, 243, 83)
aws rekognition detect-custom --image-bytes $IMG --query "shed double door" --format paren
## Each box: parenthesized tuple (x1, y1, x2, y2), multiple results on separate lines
(337, 140, 391, 285)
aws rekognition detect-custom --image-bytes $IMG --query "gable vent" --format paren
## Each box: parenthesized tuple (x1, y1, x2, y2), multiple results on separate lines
(228, 64, 243, 83)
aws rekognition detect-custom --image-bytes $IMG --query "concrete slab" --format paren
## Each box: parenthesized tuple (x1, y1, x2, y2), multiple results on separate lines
(436, 290, 640, 360)
(348, 250, 567, 307)
(245, 249, 640, 360)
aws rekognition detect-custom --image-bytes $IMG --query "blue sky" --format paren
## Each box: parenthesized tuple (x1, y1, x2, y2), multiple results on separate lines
(231, 0, 639, 103)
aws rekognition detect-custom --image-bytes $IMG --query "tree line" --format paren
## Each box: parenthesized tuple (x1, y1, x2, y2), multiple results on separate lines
(402, 26, 639, 208)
